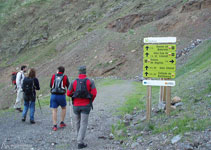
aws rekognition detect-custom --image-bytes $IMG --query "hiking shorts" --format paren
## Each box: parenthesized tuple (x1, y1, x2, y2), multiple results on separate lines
(50, 94, 66, 108)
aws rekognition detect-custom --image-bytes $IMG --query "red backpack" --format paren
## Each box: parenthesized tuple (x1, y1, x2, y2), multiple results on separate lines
(11, 72, 17, 85)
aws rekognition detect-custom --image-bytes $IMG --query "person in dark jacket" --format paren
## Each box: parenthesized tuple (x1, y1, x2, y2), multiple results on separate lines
(67, 66, 97, 149)
(50, 66, 70, 131)
(22, 68, 40, 124)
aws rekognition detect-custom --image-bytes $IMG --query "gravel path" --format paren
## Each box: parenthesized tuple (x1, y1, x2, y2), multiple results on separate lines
(0, 80, 134, 150)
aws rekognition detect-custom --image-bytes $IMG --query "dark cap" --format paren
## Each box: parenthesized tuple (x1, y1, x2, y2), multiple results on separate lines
(78, 66, 86, 74)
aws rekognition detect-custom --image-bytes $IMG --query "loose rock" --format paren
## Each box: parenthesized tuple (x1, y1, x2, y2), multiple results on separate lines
(171, 135, 182, 144)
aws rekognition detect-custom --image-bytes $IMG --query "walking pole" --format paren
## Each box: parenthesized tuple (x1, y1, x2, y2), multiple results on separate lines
(37, 96, 43, 114)
(69, 97, 74, 131)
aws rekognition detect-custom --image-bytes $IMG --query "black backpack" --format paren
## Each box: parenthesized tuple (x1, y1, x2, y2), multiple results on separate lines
(22, 77, 34, 96)
(72, 78, 92, 99)
(51, 74, 66, 94)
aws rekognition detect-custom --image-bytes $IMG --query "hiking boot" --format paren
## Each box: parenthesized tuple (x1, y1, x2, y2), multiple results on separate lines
(16, 108, 22, 112)
(22, 117, 26, 122)
(53, 125, 57, 131)
(59, 122, 66, 128)
(78, 143, 87, 149)
(30, 120, 35, 124)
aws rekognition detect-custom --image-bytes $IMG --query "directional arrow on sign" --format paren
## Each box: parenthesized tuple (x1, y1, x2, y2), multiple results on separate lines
(169, 60, 174, 63)
(145, 66, 149, 70)
(145, 52, 149, 57)
(145, 72, 148, 76)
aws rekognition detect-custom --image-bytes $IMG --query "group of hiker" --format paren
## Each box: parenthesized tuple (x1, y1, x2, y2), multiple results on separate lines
(12, 65, 97, 149)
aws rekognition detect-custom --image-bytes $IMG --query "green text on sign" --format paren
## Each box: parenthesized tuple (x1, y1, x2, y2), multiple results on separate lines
(144, 44, 176, 52)
(143, 65, 176, 72)
(143, 71, 176, 78)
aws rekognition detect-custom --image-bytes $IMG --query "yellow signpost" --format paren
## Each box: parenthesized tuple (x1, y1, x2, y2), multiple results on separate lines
(143, 44, 176, 79)
(142, 38, 177, 121)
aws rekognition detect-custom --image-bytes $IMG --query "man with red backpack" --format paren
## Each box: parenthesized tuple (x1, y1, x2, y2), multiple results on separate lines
(14, 65, 27, 112)
(50, 66, 70, 131)
(67, 66, 97, 149)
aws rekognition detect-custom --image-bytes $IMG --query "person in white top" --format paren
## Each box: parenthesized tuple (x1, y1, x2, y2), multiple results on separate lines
(14, 65, 27, 112)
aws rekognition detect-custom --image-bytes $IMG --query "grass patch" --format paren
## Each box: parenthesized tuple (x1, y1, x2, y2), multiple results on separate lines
(0, 108, 15, 116)
(111, 120, 128, 141)
(117, 82, 146, 115)
(36, 95, 50, 107)
(96, 79, 124, 87)
(153, 116, 211, 135)
(176, 40, 211, 77)
(21, 0, 50, 6)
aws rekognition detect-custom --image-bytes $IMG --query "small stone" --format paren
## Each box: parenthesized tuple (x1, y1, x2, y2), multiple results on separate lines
(131, 49, 136, 53)
(141, 116, 147, 122)
(158, 102, 165, 110)
(174, 102, 183, 107)
(124, 114, 133, 121)
(123, 120, 130, 126)
(172, 96, 181, 104)
(184, 132, 191, 136)
(171, 105, 176, 110)
(98, 135, 107, 140)
(131, 142, 139, 149)
(173, 127, 178, 130)
(116, 130, 124, 137)
(193, 141, 200, 148)
(171, 135, 182, 144)
(184, 144, 194, 150)
(137, 137, 142, 143)
(51, 142, 57, 146)
(109, 133, 114, 140)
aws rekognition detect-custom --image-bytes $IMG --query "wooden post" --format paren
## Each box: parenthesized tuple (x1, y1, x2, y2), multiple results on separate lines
(146, 85, 152, 121)
(166, 86, 171, 115)
(159, 78, 163, 103)
(163, 86, 167, 102)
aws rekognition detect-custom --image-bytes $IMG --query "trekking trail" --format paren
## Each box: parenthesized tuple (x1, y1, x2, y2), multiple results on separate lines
(0, 80, 134, 150)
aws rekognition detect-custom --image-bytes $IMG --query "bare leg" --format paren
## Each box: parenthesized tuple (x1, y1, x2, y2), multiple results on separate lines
(61, 107, 66, 122)
(52, 108, 57, 125)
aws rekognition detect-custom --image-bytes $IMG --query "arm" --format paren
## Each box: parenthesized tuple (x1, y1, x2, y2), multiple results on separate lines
(16, 72, 22, 89)
(90, 80, 97, 102)
(50, 74, 55, 88)
(22, 78, 26, 92)
(34, 78, 40, 90)
(64, 75, 70, 89)
(67, 80, 75, 97)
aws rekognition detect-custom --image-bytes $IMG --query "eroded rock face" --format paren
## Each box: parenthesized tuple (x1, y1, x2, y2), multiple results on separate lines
(106, 9, 172, 33)
(180, 0, 211, 13)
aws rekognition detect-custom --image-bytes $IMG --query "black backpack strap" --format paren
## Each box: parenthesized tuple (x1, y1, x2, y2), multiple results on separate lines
(58, 74, 65, 88)
(85, 78, 93, 110)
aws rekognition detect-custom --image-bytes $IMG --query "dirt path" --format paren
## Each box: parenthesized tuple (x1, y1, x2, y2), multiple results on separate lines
(0, 80, 134, 150)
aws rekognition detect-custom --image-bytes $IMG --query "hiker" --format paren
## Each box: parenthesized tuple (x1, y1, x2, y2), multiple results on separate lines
(50, 66, 70, 131)
(67, 66, 97, 149)
(22, 68, 40, 124)
(14, 65, 27, 112)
